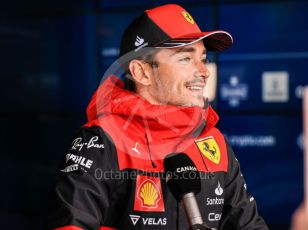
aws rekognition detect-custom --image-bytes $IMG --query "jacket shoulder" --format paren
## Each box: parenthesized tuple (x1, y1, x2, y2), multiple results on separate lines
(59, 124, 119, 175)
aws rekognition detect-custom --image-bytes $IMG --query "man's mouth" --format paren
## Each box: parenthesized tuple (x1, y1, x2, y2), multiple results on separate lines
(185, 84, 205, 91)
(185, 79, 206, 92)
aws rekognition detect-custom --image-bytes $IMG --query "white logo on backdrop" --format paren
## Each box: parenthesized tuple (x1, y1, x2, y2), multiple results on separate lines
(262, 71, 289, 102)
(220, 75, 248, 107)
(225, 135, 276, 148)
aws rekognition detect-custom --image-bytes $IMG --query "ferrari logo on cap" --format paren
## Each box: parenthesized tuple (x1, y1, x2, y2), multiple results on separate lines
(195, 136, 221, 164)
(182, 11, 195, 24)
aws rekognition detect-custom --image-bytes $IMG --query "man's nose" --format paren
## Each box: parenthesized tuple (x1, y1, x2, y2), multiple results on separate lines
(194, 61, 210, 79)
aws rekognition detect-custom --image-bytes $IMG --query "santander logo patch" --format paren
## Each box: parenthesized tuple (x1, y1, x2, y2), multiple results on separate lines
(215, 181, 223, 196)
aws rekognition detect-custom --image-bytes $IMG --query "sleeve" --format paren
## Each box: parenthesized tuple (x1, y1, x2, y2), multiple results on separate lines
(45, 125, 117, 230)
(220, 139, 269, 230)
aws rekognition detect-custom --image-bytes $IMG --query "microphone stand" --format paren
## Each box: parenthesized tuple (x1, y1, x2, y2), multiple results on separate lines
(182, 193, 213, 230)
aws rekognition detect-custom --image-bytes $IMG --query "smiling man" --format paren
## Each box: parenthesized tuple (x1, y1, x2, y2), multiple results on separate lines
(46, 4, 269, 230)
(129, 41, 209, 107)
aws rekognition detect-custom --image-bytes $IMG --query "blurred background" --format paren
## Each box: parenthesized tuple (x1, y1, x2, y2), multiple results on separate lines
(0, 0, 307, 229)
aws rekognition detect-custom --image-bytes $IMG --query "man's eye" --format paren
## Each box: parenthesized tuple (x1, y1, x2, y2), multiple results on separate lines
(179, 57, 191, 63)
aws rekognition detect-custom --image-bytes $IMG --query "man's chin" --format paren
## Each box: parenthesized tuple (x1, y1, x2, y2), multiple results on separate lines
(186, 96, 205, 108)
(158, 96, 204, 108)
(177, 100, 204, 108)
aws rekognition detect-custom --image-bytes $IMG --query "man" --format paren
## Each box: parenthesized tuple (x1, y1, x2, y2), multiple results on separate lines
(46, 4, 269, 230)
(290, 203, 308, 230)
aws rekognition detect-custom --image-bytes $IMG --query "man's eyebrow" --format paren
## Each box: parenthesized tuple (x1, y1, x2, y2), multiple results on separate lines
(169, 47, 207, 56)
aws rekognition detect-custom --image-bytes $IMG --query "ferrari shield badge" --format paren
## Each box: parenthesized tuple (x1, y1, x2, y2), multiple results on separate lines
(181, 11, 195, 25)
(195, 136, 221, 164)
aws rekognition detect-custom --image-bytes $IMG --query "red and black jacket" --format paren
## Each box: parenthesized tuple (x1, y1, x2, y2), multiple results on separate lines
(46, 76, 268, 230)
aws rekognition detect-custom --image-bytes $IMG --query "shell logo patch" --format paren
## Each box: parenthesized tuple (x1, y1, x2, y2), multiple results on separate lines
(181, 11, 195, 24)
(195, 136, 221, 164)
(134, 175, 165, 212)
(139, 181, 160, 206)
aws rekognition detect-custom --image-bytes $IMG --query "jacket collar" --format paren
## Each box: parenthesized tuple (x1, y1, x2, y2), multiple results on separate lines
(86, 75, 219, 139)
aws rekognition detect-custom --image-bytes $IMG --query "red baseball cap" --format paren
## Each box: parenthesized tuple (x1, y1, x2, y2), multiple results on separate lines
(119, 4, 233, 57)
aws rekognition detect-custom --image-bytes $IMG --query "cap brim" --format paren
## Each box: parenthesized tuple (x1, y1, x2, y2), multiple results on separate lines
(155, 30, 233, 51)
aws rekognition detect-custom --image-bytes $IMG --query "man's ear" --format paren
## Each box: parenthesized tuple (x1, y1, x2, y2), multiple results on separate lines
(128, 60, 152, 86)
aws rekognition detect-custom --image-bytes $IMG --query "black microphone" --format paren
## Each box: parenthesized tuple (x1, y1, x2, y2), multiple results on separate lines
(163, 153, 210, 230)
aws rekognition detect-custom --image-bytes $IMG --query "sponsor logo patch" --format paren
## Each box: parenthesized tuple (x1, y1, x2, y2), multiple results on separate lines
(134, 175, 165, 212)
(65, 153, 93, 169)
(176, 166, 197, 173)
(135, 36, 145, 46)
(130, 215, 141, 226)
(215, 181, 223, 196)
(71, 136, 104, 151)
(206, 197, 224, 206)
(129, 214, 167, 226)
(208, 212, 222, 222)
(60, 164, 79, 173)
(206, 181, 224, 206)
(134, 36, 148, 52)
(195, 136, 221, 164)
(132, 142, 142, 155)
(181, 11, 195, 24)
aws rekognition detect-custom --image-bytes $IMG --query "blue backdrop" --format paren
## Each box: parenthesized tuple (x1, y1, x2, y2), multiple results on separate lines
(0, 0, 307, 229)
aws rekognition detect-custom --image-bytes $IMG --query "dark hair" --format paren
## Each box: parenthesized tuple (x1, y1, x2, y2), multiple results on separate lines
(123, 50, 159, 91)
(123, 72, 136, 91)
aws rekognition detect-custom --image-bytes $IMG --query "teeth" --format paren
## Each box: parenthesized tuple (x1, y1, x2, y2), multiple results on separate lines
(187, 86, 202, 90)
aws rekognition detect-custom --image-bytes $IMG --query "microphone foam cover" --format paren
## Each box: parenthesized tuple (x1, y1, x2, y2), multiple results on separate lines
(163, 153, 201, 201)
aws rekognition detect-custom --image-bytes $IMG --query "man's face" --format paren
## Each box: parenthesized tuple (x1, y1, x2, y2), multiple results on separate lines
(147, 41, 210, 108)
